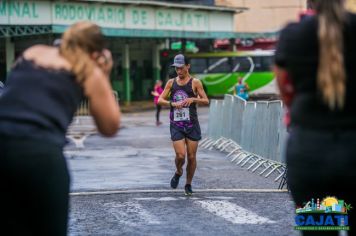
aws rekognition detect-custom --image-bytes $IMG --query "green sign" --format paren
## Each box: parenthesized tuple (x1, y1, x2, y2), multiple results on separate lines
(171, 41, 195, 50)
(0, 1, 38, 18)
(0, 0, 50, 24)
(0, 0, 234, 33)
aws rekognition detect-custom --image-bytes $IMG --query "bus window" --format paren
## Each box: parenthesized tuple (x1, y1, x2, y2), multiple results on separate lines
(190, 58, 208, 74)
(262, 56, 274, 71)
(252, 56, 274, 72)
(205, 57, 231, 73)
(206, 57, 231, 73)
(253, 57, 263, 72)
(231, 57, 252, 72)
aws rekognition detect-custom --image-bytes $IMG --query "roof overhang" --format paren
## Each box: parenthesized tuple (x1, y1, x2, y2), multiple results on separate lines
(73, 0, 248, 13)
(0, 0, 248, 38)
(0, 25, 279, 39)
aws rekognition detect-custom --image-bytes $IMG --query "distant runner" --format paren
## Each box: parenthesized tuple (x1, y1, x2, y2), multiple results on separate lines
(158, 54, 209, 195)
(235, 77, 249, 100)
(151, 80, 164, 126)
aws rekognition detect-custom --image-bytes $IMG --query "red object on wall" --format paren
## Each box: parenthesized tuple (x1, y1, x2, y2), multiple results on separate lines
(298, 9, 316, 21)
(214, 38, 277, 51)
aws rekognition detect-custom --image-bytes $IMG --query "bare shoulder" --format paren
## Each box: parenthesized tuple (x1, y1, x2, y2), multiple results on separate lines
(23, 45, 71, 70)
(23, 45, 54, 58)
(165, 79, 174, 88)
(192, 78, 203, 86)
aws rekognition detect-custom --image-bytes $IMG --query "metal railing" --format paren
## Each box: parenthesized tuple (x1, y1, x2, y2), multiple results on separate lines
(201, 95, 288, 189)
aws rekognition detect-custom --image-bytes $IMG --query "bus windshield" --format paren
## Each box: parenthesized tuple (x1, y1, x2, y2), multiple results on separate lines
(190, 56, 274, 74)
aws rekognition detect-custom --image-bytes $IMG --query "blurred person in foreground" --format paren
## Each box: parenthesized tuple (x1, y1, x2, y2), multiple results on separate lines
(151, 79, 164, 126)
(298, 0, 317, 20)
(0, 22, 120, 235)
(158, 54, 209, 196)
(274, 0, 356, 235)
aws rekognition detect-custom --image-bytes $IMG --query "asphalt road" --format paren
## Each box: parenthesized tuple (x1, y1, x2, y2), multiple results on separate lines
(65, 107, 299, 236)
(69, 192, 296, 236)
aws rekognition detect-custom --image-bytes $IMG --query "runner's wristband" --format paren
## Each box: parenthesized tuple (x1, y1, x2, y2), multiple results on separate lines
(169, 101, 173, 108)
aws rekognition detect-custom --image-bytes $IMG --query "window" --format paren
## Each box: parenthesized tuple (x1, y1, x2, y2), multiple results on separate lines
(190, 58, 208, 74)
(262, 56, 274, 71)
(253, 57, 263, 72)
(252, 56, 274, 72)
(207, 57, 231, 73)
(231, 57, 252, 72)
(190, 55, 274, 74)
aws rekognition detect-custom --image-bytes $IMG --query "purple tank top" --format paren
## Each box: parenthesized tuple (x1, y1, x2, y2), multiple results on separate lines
(170, 77, 198, 128)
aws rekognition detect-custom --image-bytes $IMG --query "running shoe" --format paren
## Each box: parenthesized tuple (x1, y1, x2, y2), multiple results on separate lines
(184, 184, 193, 196)
(170, 173, 181, 189)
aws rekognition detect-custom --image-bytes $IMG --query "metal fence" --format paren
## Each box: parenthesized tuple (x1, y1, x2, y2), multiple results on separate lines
(200, 95, 288, 188)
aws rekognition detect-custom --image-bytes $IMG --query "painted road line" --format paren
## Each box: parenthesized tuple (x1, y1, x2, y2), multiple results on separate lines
(134, 196, 235, 201)
(133, 197, 202, 201)
(70, 189, 288, 196)
(196, 200, 276, 224)
(104, 201, 161, 226)
(134, 197, 178, 201)
(206, 196, 235, 200)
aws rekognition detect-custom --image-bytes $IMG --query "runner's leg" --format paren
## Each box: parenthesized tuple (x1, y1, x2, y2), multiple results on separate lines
(185, 138, 198, 185)
(173, 139, 186, 175)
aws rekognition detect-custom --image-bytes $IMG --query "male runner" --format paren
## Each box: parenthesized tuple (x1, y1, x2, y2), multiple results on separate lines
(158, 54, 209, 195)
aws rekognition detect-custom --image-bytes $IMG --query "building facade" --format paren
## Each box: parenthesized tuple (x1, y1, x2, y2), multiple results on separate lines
(346, 0, 356, 12)
(149, 0, 215, 5)
(216, 0, 356, 33)
(0, 0, 242, 102)
(216, 0, 306, 33)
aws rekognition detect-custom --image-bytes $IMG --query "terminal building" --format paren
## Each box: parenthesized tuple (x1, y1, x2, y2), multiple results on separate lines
(0, 0, 246, 102)
(5, 0, 352, 101)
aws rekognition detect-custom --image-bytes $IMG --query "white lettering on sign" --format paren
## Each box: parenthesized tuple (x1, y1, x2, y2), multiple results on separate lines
(0, 0, 233, 32)
(0, 0, 50, 25)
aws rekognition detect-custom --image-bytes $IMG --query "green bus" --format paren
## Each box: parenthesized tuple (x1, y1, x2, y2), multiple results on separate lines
(186, 50, 275, 97)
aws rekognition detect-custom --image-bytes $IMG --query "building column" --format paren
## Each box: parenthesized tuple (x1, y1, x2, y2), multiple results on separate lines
(134, 60, 144, 100)
(123, 44, 131, 104)
(181, 38, 186, 53)
(229, 38, 237, 52)
(6, 37, 15, 74)
(152, 43, 161, 83)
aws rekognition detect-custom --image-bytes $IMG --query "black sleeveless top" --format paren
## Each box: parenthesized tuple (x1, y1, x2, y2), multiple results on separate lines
(275, 12, 356, 129)
(169, 77, 198, 128)
(0, 57, 83, 146)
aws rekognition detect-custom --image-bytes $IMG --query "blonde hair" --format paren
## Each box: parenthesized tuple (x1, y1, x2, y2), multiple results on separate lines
(59, 21, 106, 84)
(315, 0, 346, 110)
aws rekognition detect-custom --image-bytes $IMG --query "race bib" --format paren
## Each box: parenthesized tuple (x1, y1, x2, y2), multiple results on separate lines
(173, 108, 190, 121)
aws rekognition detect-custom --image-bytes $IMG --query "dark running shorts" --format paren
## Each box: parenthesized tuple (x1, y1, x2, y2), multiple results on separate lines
(170, 123, 201, 142)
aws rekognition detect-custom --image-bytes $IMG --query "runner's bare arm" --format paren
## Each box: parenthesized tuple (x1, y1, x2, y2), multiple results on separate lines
(194, 79, 209, 105)
(181, 79, 209, 106)
(158, 79, 173, 106)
